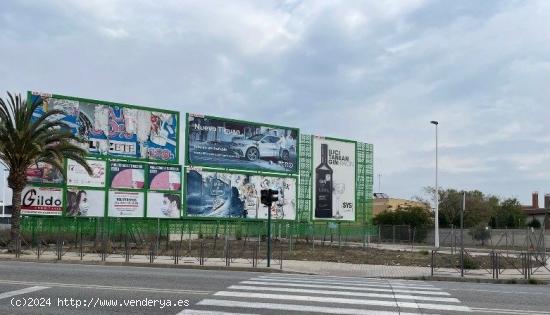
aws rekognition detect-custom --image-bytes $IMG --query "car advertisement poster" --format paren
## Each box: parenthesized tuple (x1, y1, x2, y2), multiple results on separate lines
(21, 186, 63, 215)
(30, 92, 178, 163)
(26, 162, 63, 185)
(312, 137, 356, 221)
(147, 192, 181, 218)
(187, 114, 298, 173)
(108, 190, 144, 217)
(109, 162, 145, 189)
(148, 164, 181, 191)
(66, 189, 105, 217)
(67, 159, 107, 188)
(186, 169, 296, 220)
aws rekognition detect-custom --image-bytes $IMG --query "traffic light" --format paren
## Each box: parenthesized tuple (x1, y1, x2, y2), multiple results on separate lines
(261, 189, 269, 206)
(269, 189, 278, 204)
(260, 189, 279, 207)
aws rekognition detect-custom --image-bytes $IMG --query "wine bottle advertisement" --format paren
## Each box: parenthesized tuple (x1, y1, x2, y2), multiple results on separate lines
(312, 137, 356, 221)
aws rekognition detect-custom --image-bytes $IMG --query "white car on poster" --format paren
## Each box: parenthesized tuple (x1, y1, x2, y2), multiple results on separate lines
(230, 134, 291, 162)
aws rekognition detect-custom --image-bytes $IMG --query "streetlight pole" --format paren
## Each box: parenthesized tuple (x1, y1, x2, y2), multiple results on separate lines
(378, 174, 381, 193)
(430, 121, 439, 248)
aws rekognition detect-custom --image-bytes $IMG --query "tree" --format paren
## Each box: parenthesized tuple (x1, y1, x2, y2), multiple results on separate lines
(490, 198, 525, 228)
(469, 224, 491, 246)
(0, 92, 92, 246)
(422, 187, 500, 228)
(527, 218, 541, 229)
(373, 206, 432, 227)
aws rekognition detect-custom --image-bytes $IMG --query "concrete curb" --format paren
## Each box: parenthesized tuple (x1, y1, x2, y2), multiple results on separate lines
(0, 257, 287, 274)
(386, 275, 549, 285)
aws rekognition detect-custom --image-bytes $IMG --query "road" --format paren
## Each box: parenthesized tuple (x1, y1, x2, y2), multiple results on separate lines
(0, 260, 549, 314)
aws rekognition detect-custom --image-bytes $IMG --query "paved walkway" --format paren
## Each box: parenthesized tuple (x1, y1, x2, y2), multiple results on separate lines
(1, 250, 549, 281)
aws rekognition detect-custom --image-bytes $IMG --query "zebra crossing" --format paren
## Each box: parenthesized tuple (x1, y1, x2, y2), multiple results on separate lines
(180, 273, 471, 314)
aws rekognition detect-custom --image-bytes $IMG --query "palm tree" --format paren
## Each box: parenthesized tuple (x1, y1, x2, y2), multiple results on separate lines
(0, 92, 92, 246)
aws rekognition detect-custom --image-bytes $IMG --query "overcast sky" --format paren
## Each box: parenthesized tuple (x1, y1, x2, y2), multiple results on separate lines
(1, 0, 549, 205)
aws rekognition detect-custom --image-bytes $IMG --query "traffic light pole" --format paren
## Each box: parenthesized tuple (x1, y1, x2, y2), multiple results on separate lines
(267, 203, 272, 267)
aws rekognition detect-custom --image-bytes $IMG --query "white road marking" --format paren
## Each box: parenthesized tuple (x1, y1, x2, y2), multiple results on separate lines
(253, 277, 442, 291)
(0, 286, 50, 300)
(0, 279, 210, 295)
(228, 285, 460, 303)
(239, 280, 451, 296)
(448, 288, 550, 295)
(257, 275, 436, 287)
(198, 299, 440, 315)
(471, 307, 550, 315)
(213, 291, 472, 312)
(177, 309, 259, 315)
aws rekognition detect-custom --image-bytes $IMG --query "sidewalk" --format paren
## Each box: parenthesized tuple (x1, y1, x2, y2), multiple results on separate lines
(1, 251, 548, 281)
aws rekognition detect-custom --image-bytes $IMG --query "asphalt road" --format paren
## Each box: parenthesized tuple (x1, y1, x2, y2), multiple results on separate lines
(0, 260, 549, 315)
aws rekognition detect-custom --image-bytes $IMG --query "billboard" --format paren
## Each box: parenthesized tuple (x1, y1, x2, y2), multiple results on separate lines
(21, 186, 63, 215)
(30, 92, 179, 163)
(66, 189, 105, 217)
(312, 137, 356, 221)
(147, 192, 181, 218)
(67, 159, 107, 187)
(26, 163, 63, 185)
(108, 190, 144, 217)
(186, 169, 296, 220)
(187, 114, 298, 173)
(109, 162, 145, 189)
(108, 106, 178, 161)
(148, 164, 181, 191)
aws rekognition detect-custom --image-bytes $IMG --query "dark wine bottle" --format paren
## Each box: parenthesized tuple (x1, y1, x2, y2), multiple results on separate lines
(315, 143, 333, 218)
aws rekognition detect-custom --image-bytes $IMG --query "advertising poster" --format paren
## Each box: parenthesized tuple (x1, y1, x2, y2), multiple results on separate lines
(66, 189, 105, 217)
(30, 93, 80, 135)
(77, 102, 110, 155)
(30, 92, 178, 162)
(26, 163, 63, 184)
(108, 106, 178, 161)
(109, 162, 145, 189)
(187, 114, 298, 173)
(148, 164, 181, 191)
(21, 186, 63, 215)
(108, 190, 144, 217)
(147, 192, 181, 218)
(254, 176, 296, 220)
(312, 137, 356, 221)
(186, 169, 296, 220)
(67, 159, 107, 187)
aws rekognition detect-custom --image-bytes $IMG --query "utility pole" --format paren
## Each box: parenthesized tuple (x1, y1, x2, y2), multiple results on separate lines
(461, 191, 465, 277)
(261, 189, 278, 267)
(430, 120, 439, 248)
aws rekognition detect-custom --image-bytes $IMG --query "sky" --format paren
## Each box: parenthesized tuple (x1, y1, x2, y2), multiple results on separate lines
(1, 0, 549, 206)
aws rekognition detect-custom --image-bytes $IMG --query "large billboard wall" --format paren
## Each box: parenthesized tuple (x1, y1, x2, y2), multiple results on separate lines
(22, 92, 372, 222)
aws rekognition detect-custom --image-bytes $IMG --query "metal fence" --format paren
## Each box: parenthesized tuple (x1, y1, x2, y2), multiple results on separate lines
(374, 225, 549, 251)
(0, 217, 379, 269)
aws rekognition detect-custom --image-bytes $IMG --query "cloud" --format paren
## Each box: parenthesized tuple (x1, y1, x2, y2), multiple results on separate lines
(1, 0, 549, 205)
